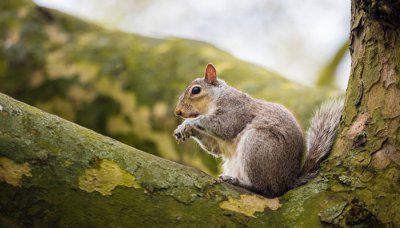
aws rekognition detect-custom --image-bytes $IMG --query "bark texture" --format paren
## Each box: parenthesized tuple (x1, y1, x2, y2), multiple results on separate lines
(324, 0, 400, 225)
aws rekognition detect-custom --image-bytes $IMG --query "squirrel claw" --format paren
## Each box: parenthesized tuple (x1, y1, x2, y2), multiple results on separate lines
(174, 132, 182, 139)
(174, 132, 187, 144)
(174, 120, 195, 143)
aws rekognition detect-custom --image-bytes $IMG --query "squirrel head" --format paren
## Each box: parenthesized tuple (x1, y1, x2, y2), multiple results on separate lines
(175, 63, 223, 119)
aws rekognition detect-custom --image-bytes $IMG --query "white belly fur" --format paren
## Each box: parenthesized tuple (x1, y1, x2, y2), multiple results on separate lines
(221, 130, 252, 187)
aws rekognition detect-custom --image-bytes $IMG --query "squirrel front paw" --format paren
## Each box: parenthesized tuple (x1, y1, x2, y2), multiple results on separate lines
(173, 121, 195, 143)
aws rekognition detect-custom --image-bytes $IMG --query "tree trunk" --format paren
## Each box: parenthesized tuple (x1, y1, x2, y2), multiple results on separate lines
(322, 0, 400, 226)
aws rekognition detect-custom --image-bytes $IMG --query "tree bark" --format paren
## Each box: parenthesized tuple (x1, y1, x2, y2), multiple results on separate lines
(323, 0, 400, 226)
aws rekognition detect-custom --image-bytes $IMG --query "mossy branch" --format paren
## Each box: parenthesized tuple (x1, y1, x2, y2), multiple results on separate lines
(0, 92, 330, 227)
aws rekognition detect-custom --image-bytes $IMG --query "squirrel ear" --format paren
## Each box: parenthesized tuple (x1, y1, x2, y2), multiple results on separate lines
(204, 63, 217, 84)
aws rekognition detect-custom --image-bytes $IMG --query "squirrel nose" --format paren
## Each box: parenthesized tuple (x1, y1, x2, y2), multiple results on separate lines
(175, 109, 183, 116)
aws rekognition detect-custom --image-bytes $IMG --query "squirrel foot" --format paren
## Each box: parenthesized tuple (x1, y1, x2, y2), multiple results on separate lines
(219, 175, 239, 185)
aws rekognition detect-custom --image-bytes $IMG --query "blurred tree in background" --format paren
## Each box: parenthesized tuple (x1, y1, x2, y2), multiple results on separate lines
(0, 0, 339, 175)
(316, 40, 349, 87)
(34, 0, 351, 88)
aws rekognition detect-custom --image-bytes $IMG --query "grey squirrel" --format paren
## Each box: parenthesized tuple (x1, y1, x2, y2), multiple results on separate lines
(173, 63, 343, 197)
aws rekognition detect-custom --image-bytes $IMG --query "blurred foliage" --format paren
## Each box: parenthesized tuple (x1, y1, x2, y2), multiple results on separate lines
(316, 40, 349, 87)
(0, 0, 341, 175)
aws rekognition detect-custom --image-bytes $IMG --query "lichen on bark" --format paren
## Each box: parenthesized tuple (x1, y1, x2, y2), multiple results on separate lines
(78, 159, 141, 196)
(0, 157, 32, 187)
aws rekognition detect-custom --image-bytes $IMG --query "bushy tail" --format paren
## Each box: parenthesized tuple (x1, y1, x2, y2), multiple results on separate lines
(294, 99, 344, 187)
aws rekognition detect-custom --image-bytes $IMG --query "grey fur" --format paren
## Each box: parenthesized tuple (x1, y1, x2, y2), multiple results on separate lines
(174, 78, 344, 197)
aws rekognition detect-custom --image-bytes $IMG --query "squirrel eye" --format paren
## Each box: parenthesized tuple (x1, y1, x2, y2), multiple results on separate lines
(191, 86, 201, 95)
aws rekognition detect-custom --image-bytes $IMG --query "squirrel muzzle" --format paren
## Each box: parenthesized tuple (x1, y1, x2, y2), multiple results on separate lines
(175, 109, 183, 116)
(175, 107, 199, 119)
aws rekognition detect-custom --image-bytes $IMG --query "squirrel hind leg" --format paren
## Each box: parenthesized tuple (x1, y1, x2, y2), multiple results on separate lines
(241, 129, 301, 198)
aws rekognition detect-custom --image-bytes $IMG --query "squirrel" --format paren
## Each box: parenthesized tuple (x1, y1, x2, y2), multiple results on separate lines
(173, 63, 343, 197)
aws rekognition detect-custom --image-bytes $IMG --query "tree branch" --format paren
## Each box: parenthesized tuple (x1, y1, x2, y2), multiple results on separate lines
(0, 92, 328, 226)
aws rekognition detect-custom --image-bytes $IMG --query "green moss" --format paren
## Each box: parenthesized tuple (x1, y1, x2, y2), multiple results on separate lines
(319, 201, 348, 224)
